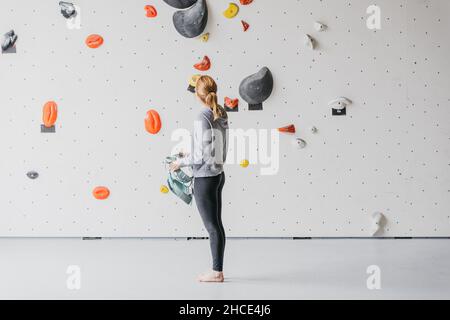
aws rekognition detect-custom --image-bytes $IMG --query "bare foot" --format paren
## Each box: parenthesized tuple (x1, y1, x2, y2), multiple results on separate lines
(197, 270, 224, 283)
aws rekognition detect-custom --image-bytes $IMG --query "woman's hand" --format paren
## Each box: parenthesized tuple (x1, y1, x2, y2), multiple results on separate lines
(169, 161, 181, 172)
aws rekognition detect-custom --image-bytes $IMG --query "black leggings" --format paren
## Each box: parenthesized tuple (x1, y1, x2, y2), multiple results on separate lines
(194, 172, 226, 272)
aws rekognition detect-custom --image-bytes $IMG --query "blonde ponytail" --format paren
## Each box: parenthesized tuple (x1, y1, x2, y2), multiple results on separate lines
(205, 92, 225, 121)
(196, 75, 226, 121)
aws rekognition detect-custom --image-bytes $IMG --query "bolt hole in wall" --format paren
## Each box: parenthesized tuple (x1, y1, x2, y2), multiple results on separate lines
(0, 0, 449, 237)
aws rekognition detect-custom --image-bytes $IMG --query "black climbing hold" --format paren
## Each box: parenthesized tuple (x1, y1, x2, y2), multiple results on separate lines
(239, 67, 273, 111)
(1, 30, 18, 53)
(173, 0, 208, 38)
(163, 0, 197, 9)
(332, 107, 346, 116)
(59, 1, 77, 19)
(187, 85, 195, 93)
(329, 97, 351, 116)
(27, 171, 39, 179)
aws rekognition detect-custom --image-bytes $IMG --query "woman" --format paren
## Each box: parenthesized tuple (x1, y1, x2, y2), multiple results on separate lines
(169, 75, 229, 282)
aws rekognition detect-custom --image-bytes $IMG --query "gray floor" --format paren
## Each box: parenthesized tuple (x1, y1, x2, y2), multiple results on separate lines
(0, 238, 449, 299)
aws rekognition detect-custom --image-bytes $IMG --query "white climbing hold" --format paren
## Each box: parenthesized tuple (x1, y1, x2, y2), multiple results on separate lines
(328, 97, 352, 110)
(310, 126, 318, 134)
(370, 212, 385, 236)
(314, 21, 327, 32)
(304, 34, 315, 50)
(292, 138, 307, 149)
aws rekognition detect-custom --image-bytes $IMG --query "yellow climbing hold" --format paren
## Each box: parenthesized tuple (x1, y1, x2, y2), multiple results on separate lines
(240, 159, 249, 168)
(223, 3, 239, 19)
(189, 74, 201, 87)
(160, 185, 169, 193)
(200, 32, 209, 42)
(187, 74, 201, 92)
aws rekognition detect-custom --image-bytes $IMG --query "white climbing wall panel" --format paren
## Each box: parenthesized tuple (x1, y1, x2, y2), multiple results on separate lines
(0, 0, 449, 237)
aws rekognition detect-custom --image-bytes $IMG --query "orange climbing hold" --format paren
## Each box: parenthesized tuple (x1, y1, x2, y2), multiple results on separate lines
(42, 101, 58, 128)
(224, 97, 239, 109)
(145, 109, 162, 134)
(145, 5, 157, 18)
(278, 124, 296, 134)
(241, 20, 249, 31)
(193, 55, 211, 71)
(240, 0, 253, 5)
(85, 34, 104, 48)
(93, 186, 110, 200)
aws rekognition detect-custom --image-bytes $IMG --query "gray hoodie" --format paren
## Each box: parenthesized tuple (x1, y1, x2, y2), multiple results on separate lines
(178, 108, 229, 177)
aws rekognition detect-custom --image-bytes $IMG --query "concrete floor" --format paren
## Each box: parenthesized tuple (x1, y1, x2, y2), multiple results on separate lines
(0, 238, 449, 299)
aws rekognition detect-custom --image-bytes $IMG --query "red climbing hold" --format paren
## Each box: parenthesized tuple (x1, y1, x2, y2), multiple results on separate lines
(145, 109, 162, 134)
(194, 55, 211, 71)
(241, 20, 250, 31)
(278, 124, 296, 134)
(224, 97, 239, 109)
(93, 186, 110, 200)
(145, 5, 157, 18)
(85, 34, 104, 48)
(240, 0, 253, 5)
(42, 101, 58, 128)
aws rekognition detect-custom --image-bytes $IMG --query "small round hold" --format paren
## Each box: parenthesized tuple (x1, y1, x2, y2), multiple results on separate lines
(200, 32, 209, 42)
(240, 159, 249, 168)
(293, 138, 307, 149)
(310, 126, 318, 133)
(85, 34, 104, 49)
(27, 171, 39, 179)
(93, 186, 110, 200)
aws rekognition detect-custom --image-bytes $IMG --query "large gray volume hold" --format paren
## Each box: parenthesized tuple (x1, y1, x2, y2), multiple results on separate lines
(163, 0, 197, 9)
(173, 0, 208, 38)
(239, 67, 274, 110)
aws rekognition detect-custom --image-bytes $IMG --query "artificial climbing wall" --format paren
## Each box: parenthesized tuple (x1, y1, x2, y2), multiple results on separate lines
(0, 0, 449, 237)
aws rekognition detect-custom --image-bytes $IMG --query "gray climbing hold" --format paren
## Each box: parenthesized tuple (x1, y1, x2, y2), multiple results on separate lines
(292, 138, 307, 149)
(310, 126, 318, 134)
(239, 67, 273, 110)
(173, 0, 208, 38)
(26, 171, 39, 179)
(1, 30, 18, 52)
(163, 0, 197, 9)
(59, 1, 77, 19)
(41, 124, 56, 133)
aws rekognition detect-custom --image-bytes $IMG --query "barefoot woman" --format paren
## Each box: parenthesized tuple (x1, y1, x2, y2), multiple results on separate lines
(170, 75, 229, 282)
